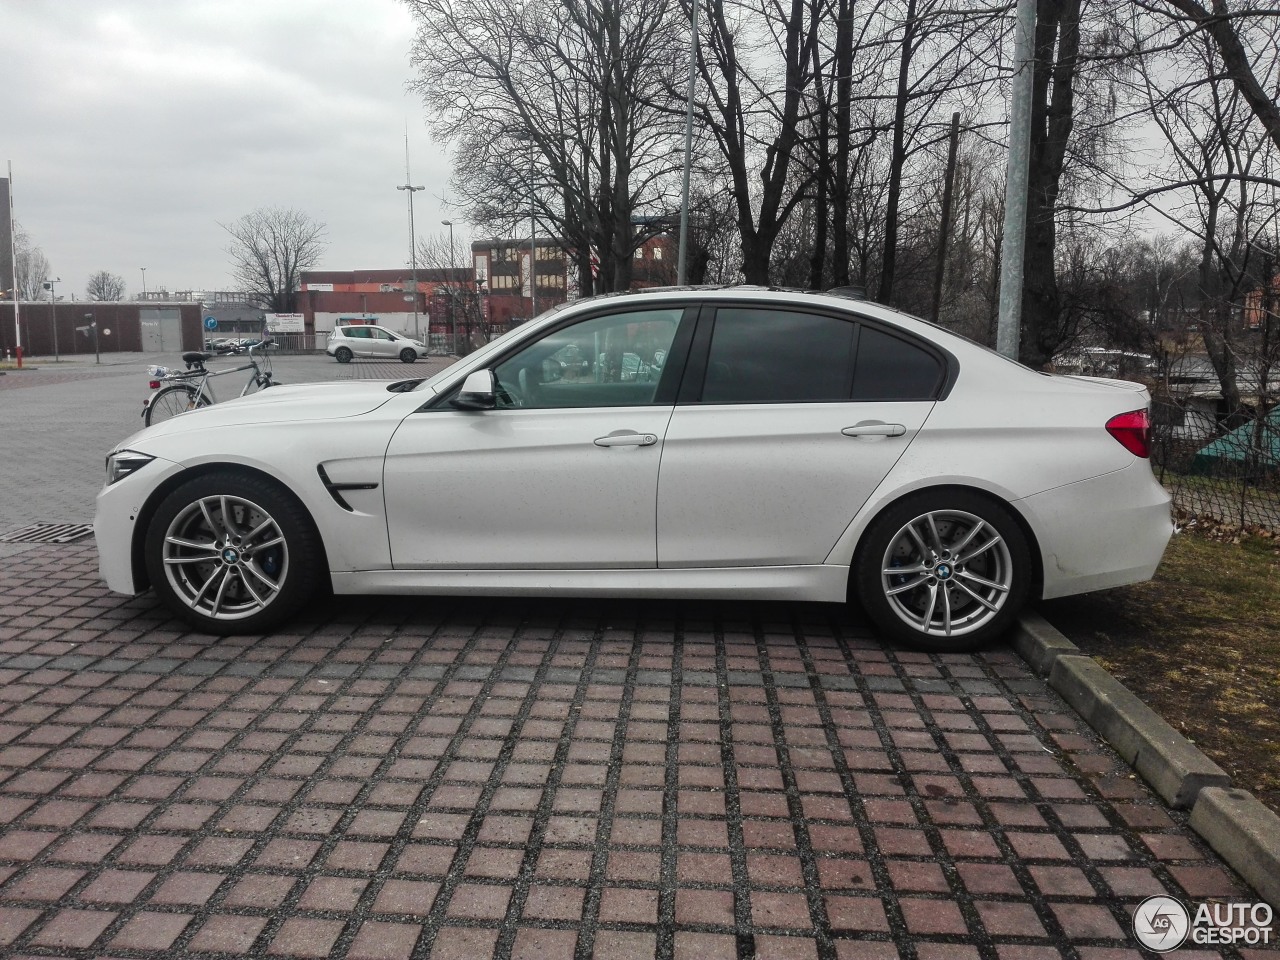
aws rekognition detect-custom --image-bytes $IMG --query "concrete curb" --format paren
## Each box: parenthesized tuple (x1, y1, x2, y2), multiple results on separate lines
(1190, 787, 1280, 910)
(1015, 612, 1280, 910)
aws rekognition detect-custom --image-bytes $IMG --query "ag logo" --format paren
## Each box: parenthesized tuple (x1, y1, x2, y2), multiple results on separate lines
(1133, 895, 1190, 952)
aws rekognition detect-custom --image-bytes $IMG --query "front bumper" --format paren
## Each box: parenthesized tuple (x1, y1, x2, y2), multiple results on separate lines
(93, 454, 184, 595)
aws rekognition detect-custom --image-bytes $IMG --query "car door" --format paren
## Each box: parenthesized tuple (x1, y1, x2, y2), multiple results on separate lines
(341, 327, 371, 356)
(656, 306, 944, 567)
(382, 306, 692, 569)
(366, 328, 395, 358)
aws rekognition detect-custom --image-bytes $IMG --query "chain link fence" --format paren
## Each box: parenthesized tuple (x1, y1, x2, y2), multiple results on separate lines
(1150, 399, 1280, 531)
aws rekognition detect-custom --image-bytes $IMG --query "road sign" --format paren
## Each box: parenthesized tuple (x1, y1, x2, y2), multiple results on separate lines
(204, 316, 218, 331)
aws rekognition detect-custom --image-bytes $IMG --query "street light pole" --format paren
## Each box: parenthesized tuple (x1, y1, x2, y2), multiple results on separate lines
(442, 220, 458, 354)
(397, 133, 425, 339)
(140, 267, 147, 300)
(44, 277, 61, 362)
(529, 148, 537, 319)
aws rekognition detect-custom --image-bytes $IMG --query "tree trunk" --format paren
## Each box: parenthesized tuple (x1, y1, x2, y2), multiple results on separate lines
(877, 0, 918, 304)
(1019, 0, 1080, 369)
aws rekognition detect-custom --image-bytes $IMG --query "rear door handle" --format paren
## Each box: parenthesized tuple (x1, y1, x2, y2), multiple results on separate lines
(594, 433, 658, 447)
(842, 422, 906, 438)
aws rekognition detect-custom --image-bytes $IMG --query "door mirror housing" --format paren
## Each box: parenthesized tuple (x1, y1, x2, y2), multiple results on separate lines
(450, 369, 498, 410)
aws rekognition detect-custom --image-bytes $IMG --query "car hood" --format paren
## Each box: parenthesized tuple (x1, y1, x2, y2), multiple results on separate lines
(131, 382, 404, 443)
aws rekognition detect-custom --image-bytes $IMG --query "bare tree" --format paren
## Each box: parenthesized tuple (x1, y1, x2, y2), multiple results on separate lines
(85, 270, 126, 301)
(12, 223, 50, 301)
(222, 208, 326, 313)
(407, 0, 684, 295)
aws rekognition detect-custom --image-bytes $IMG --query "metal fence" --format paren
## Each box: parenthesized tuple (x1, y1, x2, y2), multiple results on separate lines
(1150, 399, 1280, 531)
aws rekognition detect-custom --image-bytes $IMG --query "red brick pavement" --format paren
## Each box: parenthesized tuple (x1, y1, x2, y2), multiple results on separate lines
(0, 544, 1275, 958)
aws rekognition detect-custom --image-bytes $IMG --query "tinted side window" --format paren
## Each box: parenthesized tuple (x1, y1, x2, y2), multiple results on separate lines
(851, 326, 943, 401)
(702, 308, 854, 403)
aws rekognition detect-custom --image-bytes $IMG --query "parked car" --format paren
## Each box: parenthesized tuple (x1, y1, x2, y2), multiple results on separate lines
(96, 286, 1173, 649)
(326, 324, 429, 363)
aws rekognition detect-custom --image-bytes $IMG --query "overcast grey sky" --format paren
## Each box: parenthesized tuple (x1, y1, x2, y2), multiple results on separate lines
(3, 0, 455, 299)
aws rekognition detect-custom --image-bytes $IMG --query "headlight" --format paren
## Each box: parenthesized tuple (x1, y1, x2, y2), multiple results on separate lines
(105, 450, 155, 485)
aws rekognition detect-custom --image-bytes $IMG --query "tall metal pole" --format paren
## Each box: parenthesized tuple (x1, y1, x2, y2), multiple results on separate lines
(443, 220, 458, 354)
(677, 0, 701, 286)
(996, 0, 1036, 361)
(529, 150, 537, 319)
(140, 267, 147, 300)
(45, 276, 60, 362)
(7, 161, 20, 366)
(397, 132, 424, 339)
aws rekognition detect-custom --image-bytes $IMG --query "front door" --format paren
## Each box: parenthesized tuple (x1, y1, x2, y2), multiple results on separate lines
(383, 306, 688, 569)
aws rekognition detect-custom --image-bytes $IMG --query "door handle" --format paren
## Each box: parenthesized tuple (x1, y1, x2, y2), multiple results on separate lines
(842, 422, 906, 438)
(594, 433, 658, 447)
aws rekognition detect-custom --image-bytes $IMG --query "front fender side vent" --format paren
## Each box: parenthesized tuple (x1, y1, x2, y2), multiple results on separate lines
(317, 464, 378, 513)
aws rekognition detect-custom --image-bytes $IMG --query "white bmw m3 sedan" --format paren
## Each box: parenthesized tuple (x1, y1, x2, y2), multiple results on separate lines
(95, 287, 1173, 650)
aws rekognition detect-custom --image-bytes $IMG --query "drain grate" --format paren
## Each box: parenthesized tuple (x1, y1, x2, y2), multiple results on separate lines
(0, 522, 95, 544)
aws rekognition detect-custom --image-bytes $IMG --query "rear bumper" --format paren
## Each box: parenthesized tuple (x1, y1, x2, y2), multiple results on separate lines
(1020, 461, 1173, 600)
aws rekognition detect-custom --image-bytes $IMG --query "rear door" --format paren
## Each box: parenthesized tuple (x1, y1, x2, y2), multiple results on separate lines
(656, 306, 945, 567)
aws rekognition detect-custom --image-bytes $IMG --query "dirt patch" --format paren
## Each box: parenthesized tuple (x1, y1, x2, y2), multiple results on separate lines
(1041, 524, 1280, 816)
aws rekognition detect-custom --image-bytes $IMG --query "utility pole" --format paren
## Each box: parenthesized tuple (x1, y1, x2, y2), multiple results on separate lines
(6, 162, 21, 366)
(443, 219, 458, 354)
(996, 0, 1036, 361)
(397, 130, 425, 339)
(677, 0, 701, 286)
(44, 276, 61, 362)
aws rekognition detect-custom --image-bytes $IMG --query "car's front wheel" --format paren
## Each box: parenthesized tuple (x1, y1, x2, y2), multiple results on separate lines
(854, 490, 1030, 651)
(334, 346, 353, 363)
(399, 348, 417, 363)
(143, 471, 323, 635)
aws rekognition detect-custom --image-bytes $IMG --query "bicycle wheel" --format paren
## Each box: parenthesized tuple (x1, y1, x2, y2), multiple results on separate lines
(145, 384, 211, 427)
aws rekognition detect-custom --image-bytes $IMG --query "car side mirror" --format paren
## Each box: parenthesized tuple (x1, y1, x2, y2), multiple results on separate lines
(449, 369, 498, 410)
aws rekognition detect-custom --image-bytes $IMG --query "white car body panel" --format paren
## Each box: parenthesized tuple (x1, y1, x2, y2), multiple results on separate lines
(95, 286, 1173, 632)
(384, 406, 675, 568)
(657, 401, 932, 566)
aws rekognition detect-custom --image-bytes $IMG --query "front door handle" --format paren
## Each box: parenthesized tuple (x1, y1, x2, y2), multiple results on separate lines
(842, 421, 906, 438)
(594, 432, 658, 447)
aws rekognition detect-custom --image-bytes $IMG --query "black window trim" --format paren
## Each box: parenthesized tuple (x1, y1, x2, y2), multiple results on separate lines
(677, 300, 958, 406)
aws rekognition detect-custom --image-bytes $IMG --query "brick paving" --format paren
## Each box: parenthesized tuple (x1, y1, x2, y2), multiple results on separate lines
(1, 352, 1276, 958)
(0, 544, 1275, 958)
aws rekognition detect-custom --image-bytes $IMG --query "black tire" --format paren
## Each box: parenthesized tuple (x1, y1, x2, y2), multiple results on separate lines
(399, 348, 417, 363)
(335, 347, 353, 363)
(853, 490, 1031, 652)
(145, 385, 211, 427)
(143, 470, 324, 635)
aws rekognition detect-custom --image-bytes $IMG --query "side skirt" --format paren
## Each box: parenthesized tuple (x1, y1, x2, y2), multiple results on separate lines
(330, 565, 850, 603)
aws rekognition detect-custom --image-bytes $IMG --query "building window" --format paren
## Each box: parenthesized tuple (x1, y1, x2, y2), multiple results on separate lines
(653, 247, 663, 260)
(491, 274, 517, 290)
(634, 248, 644, 260)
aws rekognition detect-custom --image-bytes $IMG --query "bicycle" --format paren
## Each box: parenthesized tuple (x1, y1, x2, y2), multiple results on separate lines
(142, 338, 280, 427)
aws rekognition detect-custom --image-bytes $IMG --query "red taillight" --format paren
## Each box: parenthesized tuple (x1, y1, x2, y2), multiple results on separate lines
(148, 380, 161, 389)
(1106, 409, 1150, 458)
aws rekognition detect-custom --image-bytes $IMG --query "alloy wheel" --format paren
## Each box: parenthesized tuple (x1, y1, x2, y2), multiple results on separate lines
(161, 494, 289, 621)
(879, 508, 1013, 638)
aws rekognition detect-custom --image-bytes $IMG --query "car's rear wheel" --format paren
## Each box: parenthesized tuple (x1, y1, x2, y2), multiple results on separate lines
(144, 471, 323, 635)
(399, 348, 417, 363)
(334, 346, 353, 363)
(854, 490, 1030, 651)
